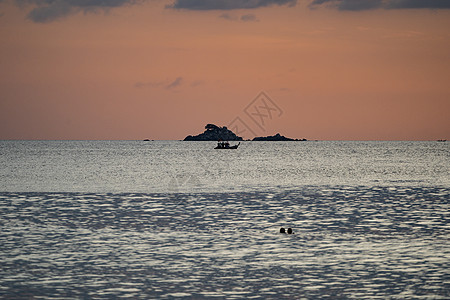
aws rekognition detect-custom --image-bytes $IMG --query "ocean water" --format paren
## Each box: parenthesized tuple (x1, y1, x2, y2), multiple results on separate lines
(0, 141, 449, 299)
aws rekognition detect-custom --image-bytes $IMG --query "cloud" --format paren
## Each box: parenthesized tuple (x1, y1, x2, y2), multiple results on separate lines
(219, 12, 259, 22)
(166, 77, 183, 90)
(167, 0, 297, 10)
(13, 0, 449, 23)
(14, 0, 143, 23)
(190, 80, 204, 87)
(240, 13, 258, 21)
(387, 0, 450, 9)
(136, 77, 202, 90)
(135, 77, 183, 90)
(219, 12, 237, 20)
(135, 81, 165, 88)
(309, 0, 383, 10)
(309, 0, 450, 10)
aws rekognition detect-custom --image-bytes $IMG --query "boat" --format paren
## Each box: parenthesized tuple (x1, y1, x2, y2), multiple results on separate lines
(215, 141, 240, 149)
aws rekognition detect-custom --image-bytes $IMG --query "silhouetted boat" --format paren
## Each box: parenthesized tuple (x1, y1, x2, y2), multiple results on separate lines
(215, 142, 240, 149)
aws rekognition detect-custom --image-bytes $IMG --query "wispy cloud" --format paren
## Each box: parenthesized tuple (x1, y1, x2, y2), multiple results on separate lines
(310, 0, 382, 11)
(135, 76, 186, 91)
(167, 0, 297, 10)
(240, 13, 259, 22)
(13, 0, 144, 23)
(166, 77, 183, 90)
(387, 0, 450, 9)
(135, 81, 165, 89)
(190, 80, 205, 87)
(219, 12, 259, 22)
(309, 0, 450, 11)
(219, 12, 237, 20)
(9, 0, 450, 23)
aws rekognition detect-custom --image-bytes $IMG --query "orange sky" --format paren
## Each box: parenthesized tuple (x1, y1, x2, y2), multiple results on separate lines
(1, 0, 449, 140)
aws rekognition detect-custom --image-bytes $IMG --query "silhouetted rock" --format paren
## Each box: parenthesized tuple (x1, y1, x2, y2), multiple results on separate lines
(184, 124, 243, 141)
(252, 133, 307, 141)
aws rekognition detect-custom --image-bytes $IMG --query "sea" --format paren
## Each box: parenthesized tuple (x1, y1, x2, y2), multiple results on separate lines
(0, 140, 449, 299)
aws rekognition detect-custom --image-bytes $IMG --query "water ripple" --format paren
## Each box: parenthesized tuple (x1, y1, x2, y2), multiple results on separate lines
(0, 186, 449, 298)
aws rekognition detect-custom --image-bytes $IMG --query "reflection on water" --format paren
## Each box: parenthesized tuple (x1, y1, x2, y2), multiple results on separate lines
(0, 140, 449, 193)
(1, 186, 449, 298)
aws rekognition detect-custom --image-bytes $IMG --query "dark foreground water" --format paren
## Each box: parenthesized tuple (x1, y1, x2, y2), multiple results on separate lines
(1, 187, 449, 299)
(0, 141, 449, 298)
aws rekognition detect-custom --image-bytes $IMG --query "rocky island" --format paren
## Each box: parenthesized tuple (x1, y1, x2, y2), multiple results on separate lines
(252, 133, 307, 141)
(184, 124, 243, 141)
(184, 124, 307, 141)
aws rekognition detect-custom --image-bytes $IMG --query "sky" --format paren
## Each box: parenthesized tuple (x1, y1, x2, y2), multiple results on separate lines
(0, 0, 449, 140)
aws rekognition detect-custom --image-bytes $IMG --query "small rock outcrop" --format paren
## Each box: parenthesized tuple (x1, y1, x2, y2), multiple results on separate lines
(184, 124, 243, 141)
(252, 133, 307, 141)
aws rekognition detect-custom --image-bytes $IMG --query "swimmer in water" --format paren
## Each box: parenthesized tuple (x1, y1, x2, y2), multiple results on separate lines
(287, 228, 293, 234)
(280, 227, 286, 234)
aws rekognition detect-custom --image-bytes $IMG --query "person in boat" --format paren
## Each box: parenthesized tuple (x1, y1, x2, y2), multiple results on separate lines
(225, 142, 230, 148)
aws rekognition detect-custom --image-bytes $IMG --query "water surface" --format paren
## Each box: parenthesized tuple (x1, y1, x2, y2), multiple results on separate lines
(0, 141, 448, 298)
